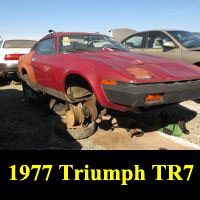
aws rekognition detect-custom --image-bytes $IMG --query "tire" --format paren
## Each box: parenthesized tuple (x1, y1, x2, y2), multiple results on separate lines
(22, 81, 38, 102)
(55, 121, 97, 140)
(16, 70, 22, 80)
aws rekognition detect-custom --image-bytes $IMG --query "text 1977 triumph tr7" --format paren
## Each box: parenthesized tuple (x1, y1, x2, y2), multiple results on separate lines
(18, 31, 200, 139)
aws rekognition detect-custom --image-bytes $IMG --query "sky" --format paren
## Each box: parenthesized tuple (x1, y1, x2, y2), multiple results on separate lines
(0, 0, 199, 40)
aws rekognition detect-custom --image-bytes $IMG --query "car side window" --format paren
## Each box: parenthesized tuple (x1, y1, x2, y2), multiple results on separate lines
(147, 31, 173, 49)
(122, 33, 145, 49)
(30, 42, 38, 52)
(37, 38, 56, 55)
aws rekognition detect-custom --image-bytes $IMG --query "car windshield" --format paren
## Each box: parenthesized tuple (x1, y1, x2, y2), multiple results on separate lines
(168, 31, 200, 48)
(59, 34, 127, 53)
(3, 40, 37, 48)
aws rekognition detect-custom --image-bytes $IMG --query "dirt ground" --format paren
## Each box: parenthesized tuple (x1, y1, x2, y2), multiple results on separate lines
(0, 76, 200, 150)
(0, 78, 82, 150)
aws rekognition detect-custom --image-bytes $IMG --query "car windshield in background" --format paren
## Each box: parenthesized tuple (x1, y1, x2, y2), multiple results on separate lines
(168, 31, 200, 48)
(59, 34, 127, 53)
(3, 40, 37, 48)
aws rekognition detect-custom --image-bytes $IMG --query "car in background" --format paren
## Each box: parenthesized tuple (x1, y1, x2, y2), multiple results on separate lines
(194, 32, 200, 37)
(120, 30, 200, 67)
(109, 28, 137, 43)
(18, 31, 200, 139)
(0, 39, 37, 77)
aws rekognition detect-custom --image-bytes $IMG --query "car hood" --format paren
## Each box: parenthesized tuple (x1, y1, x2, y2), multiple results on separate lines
(71, 50, 200, 83)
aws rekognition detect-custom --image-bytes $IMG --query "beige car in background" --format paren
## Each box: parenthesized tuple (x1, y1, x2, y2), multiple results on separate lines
(195, 33, 200, 37)
(120, 30, 200, 67)
(109, 28, 137, 43)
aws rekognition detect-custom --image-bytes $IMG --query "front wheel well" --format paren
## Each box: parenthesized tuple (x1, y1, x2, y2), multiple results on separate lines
(21, 68, 28, 75)
(65, 74, 93, 102)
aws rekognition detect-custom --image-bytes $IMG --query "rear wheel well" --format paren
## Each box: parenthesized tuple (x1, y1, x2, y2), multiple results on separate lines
(65, 74, 93, 102)
(21, 68, 27, 75)
(194, 62, 200, 67)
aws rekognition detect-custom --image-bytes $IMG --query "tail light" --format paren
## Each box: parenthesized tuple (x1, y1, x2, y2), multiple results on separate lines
(4, 54, 24, 61)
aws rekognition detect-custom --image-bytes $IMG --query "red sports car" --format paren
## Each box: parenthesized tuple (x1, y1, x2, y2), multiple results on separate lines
(18, 31, 200, 139)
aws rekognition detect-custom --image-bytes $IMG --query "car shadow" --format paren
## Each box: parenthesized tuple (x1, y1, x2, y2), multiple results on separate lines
(0, 89, 82, 150)
(98, 104, 197, 135)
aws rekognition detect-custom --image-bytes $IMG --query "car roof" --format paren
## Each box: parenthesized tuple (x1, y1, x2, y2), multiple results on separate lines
(41, 32, 108, 40)
(3, 39, 37, 41)
(131, 29, 189, 34)
(157, 29, 189, 32)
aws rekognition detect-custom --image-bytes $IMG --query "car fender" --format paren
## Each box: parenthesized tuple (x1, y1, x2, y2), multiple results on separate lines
(181, 49, 200, 65)
(63, 67, 115, 106)
(62, 62, 133, 109)
(18, 52, 37, 84)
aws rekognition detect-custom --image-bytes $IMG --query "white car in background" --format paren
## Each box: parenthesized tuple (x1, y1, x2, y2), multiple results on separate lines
(0, 39, 37, 77)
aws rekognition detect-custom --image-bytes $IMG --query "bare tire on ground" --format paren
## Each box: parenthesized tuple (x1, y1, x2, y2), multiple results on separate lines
(55, 120, 97, 140)
(22, 81, 38, 102)
(16, 70, 22, 80)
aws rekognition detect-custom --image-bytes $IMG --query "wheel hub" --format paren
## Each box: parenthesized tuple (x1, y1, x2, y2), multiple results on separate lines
(65, 103, 85, 127)
(83, 100, 98, 121)
(65, 100, 98, 128)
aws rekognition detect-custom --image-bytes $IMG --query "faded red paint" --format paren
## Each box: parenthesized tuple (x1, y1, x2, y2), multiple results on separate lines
(18, 32, 200, 111)
(19, 51, 37, 84)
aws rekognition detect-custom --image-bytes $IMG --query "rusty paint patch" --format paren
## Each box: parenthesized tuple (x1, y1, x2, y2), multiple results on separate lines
(18, 51, 37, 84)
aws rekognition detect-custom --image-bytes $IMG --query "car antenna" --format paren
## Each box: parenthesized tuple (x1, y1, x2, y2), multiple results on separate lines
(49, 30, 56, 34)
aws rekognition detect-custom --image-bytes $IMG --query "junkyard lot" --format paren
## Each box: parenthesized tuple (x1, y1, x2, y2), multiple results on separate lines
(0, 77, 200, 150)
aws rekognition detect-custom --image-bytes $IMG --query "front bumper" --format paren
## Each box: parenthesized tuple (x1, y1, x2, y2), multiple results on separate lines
(0, 63, 18, 75)
(102, 79, 200, 108)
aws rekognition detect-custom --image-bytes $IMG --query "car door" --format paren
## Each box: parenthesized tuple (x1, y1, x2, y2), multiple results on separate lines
(32, 37, 57, 89)
(121, 32, 146, 53)
(142, 31, 182, 61)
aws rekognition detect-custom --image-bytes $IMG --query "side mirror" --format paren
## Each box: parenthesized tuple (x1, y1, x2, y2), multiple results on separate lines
(163, 41, 176, 49)
(49, 30, 56, 34)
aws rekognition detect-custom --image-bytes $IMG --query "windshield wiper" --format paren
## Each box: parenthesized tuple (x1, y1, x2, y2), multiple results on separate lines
(72, 47, 87, 51)
(102, 46, 127, 51)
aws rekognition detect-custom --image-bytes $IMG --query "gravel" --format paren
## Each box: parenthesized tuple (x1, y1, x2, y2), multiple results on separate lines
(181, 114, 200, 146)
(0, 77, 200, 149)
(0, 78, 104, 150)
